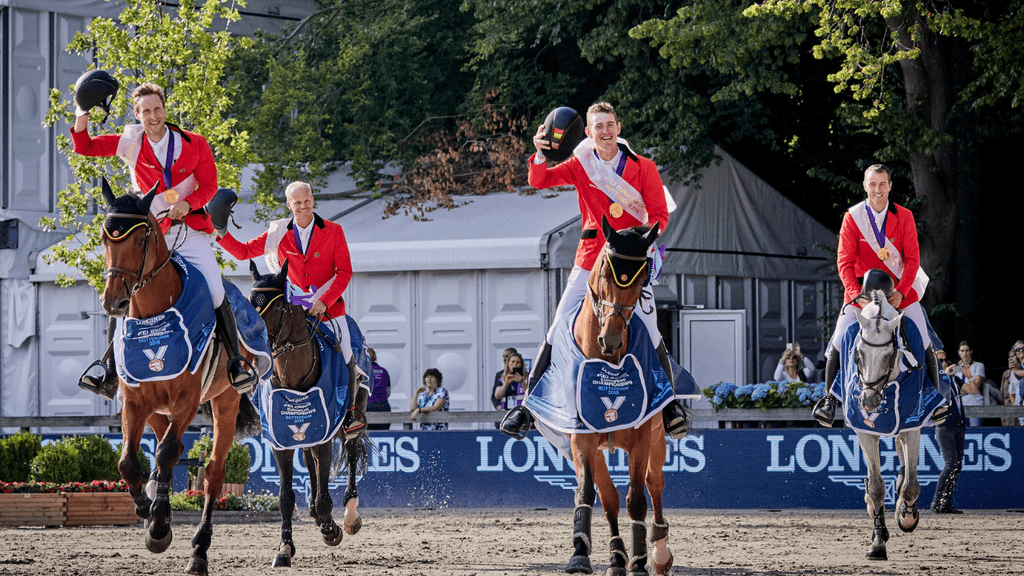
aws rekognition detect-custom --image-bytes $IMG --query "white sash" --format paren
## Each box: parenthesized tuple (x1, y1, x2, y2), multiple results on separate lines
(116, 124, 196, 216)
(848, 201, 929, 297)
(264, 218, 335, 307)
(573, 138, 649, 222)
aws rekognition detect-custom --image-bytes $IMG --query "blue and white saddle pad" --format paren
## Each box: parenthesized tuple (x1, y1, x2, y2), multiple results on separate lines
(525, 300, 699, 461)
(114, 254, 272, 385)
(828, 314, 949, 436)
(256, 315, 369, 450)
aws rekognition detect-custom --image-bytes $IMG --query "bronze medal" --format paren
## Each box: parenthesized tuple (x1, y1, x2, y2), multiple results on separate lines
(863, 419, 875, 428)
(609, 203, 624, 218)
(876, 247, 890, 261)
(164, 189, 179, 203)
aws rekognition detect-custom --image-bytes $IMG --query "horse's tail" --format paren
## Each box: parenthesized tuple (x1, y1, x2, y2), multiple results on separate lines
(329, 430, 374, 479)
(234, 394, 261, 440)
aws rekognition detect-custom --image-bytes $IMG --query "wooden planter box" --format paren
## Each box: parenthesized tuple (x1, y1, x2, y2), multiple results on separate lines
(0, 493, 65, 528)
(187, 475, 246, 497)
(64, 492, 140, 527)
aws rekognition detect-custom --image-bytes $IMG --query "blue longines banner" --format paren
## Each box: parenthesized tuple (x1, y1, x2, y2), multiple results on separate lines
(36, 428, 1022, 509)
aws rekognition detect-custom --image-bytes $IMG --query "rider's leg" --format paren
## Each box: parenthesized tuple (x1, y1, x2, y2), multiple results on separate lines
(637, 288, 688, 439)
(173, 227, 256, 393)
(813, 305, 856, 427)
(334, 316, 367, 437)
(499, 266, 590, 439)
(78, 316, 120, 399)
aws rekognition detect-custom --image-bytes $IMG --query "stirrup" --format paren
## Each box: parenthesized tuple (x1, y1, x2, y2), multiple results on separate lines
(498, 406, 533, 440)
(662, 401, 688, 440)
(343, 406, 367, 439)
(78, 359, 119, 400)
(931, 405, 950, 426)
(228, 356, 257, 394)
(812, 396, 837, 427)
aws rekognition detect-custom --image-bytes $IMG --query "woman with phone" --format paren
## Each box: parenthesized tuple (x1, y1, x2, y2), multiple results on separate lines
(493, 352, 527, 410)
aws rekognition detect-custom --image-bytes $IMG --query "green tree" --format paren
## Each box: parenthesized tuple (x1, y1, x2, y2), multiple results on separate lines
(42, 0, 255, 289)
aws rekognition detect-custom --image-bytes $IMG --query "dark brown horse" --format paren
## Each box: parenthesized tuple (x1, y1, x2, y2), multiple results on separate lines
(565, 218, 673, 576)
(249, 261, 370, 568)
(99, 179, 260, 576)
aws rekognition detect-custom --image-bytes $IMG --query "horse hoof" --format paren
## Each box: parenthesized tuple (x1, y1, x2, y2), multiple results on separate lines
(606, 567, 627, 576)
(322, 524, 344, 547)
(271, 554, 292, 568)
(866, 546, 887, 561)
(186, 557, 209, 575)
(566, 555, 593, 574)
(652, 556, 673, 575)
(145, 523, 173, 554)
(344, 515, 362, 535)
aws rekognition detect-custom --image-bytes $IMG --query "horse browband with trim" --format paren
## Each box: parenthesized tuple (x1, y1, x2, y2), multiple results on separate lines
(605, 249, 648, 288)
(103, 212, 151, 243)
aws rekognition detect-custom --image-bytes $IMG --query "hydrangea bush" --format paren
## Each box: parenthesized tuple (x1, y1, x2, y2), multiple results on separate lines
(702, 381, 827, 412)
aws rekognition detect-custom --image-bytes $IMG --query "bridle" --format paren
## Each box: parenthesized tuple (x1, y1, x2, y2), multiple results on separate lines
(251, 286, 322, 386)
(855, 296, 901, 395)
(102, 212, 174, 297)
(587, 247, 649, 328)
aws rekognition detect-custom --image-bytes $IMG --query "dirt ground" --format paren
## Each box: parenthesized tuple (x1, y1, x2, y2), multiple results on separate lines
(0, 508, 1021, 576)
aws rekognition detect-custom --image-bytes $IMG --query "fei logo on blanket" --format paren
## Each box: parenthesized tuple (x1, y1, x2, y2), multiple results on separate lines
(602, 396, 626, 422)
(289, 423, 310, 442)
(144, 346, 169, 372)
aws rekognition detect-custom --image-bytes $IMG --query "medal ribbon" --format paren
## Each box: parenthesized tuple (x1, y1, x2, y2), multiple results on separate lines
(866, 204, 887, 248)
(162, 132, 175, 190)
(292, 223, 307, 255)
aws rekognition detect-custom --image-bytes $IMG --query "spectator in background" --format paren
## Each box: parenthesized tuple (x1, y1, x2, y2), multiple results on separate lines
(366, 348, 391, 430)
(933, 349, 966, 514)
(954, 340, 985, 427)
(492, 347, 518, 404)
(776, 348, 808, 383)
(410, 368, 449, 430)
(774, 342, 815, 382)
(493, 352, 527, 410)
(1001, 340, 1024, 426)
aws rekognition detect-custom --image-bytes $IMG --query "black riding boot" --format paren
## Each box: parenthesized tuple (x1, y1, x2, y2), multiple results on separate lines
(657, 341, 688, 439)
(215, 301, 257, 394)
(78, 316, 120, 400)
(812, 345, 841, 427)
(924, 347, 950, 425)
(344, 383, 368, 439)
(499, 341, 551, 440)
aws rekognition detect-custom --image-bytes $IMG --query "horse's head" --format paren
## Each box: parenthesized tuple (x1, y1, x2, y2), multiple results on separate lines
(854, 289, 902, 412)
(588, 216, 659, 357)
(100, 178, 162, 317)
(249, 259, 293, 339)
(250, 259, 318, 388)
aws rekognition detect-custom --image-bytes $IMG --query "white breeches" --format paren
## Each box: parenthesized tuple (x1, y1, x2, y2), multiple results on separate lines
(165, 225, 224, 307)
(828, 300, 932, 352)
(545, 265, 662, 348)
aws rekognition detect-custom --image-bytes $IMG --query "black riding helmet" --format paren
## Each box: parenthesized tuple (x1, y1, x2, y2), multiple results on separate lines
(74, 70, 119, 122)
(206, 188, 238, 232)
(541, 107, 585, 163)
(859, 269, 895, 300)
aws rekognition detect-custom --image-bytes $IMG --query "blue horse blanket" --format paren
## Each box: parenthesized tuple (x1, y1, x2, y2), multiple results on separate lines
(829, 314, 949, 436)
(256, 315, 369, 450)
(114, 254, 272, 385)
(525, 301, 699, 461)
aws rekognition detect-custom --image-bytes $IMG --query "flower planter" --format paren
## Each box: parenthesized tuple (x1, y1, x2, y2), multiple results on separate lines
(0, 493, 65, 528)
(222, 483, 245, 497)
(64, 492, 140, 527)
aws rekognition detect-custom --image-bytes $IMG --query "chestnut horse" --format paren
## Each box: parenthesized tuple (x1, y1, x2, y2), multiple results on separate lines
(99, 179, 261, 576)
(566, 218, 673, 576)
(248, 261, 370, 568)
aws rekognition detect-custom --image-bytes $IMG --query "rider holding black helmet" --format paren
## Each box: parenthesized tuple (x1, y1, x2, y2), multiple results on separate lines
(813, 164, 943, 426)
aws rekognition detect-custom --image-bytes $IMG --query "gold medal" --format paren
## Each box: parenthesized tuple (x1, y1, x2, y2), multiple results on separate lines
(877, 247, 890, 261)
(164, 189, 179, 203)
(609, 203, 624, 218)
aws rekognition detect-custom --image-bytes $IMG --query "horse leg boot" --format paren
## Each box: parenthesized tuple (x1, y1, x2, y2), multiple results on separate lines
(499, 341, 551, 439)
(866, 506, 889, 560)
(925, 347, 950, 424)
(656, 342, 688, 440)
(215, 301, 257, 394)
(78, 316, 120, 400)
(813, 345, 842, 427)
(629, 520, 649, 576)
(566, 504, 593, 574)
(343, 361, 367, 439)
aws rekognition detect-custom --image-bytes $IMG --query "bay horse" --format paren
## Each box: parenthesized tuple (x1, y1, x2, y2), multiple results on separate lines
(99, 179, 261, 575)
(566, 218, 672, 576)
(248, 261, 370, 568)
(849, 290, 924, 560)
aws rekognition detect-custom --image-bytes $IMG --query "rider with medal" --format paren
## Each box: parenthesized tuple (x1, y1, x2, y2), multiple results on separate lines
(72, 80, 256, 397)
(500, 102, 688, 440)
(813, 164, 944, 426)
(216, 181, 368, 436)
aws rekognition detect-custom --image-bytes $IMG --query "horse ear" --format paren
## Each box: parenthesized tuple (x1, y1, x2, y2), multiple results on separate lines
(249, 260, 260, 281)
(856, 308, 870, 330)
(602, 215, 615, 242)
(101, 176, 117, 208)
(140, 181, 159, 213)
(643, 222, 660, 246)
(883, 313, 902, 335)
(275, 259, 289, 286)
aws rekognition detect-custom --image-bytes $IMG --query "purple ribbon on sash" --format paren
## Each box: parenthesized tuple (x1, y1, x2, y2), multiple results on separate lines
(866, 204, 888, 248)
(289, 287, 319, 309)
(162, 132, 175, 189)
(593, 149, 627, 176)
(292, 223, 306, 255)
